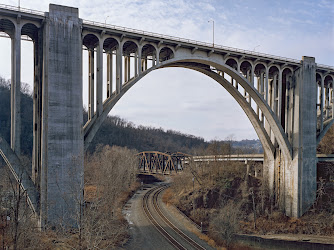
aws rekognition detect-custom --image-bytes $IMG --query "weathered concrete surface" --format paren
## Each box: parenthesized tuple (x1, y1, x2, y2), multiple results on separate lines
(10, 21, 21, 156)
(40, 4, 83, 227)
(286, 56, 317, 217)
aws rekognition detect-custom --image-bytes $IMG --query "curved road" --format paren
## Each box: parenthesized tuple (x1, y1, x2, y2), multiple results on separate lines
(123, 182, 215, 250)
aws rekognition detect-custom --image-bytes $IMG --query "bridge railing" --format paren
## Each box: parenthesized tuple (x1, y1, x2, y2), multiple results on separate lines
(191, 154, 264, 163)
(0, 4, 45, 16)
(1, 4, 333, 71)
(83, 19, 303, 65)
(317, 64, 334, 70)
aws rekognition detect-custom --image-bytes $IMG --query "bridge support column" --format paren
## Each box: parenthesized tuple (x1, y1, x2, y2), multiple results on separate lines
(138, 49, 142, 74)
(32, 29, 44, 188)
(10, 22, 21, 156)
(284, 56, 317, 217)
(40, 4, 83, 228)
(97, 40, 103, 116)
(116, 47, 122, 93)
(135, 51, 138, 76)
(88, 48, 95, 120)
(106, 51, 113, 98)
(263, 151, 275, 196)
(124, 56, 128, 82)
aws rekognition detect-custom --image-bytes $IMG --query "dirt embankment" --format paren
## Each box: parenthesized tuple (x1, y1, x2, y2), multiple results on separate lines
(163, 162, 334, 248)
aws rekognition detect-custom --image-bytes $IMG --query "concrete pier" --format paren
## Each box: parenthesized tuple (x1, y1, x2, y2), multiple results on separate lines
(288, 57, 317, 217)
(40, 4, 84, 227)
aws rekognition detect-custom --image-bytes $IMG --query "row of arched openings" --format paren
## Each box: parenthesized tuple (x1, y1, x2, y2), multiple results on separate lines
(82, 33, 175, 120)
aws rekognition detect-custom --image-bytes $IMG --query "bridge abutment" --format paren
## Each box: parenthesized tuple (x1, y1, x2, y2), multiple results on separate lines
(39, 4, 84, 228)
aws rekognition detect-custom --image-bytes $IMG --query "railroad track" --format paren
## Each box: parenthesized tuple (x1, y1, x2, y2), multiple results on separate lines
(142, 185, 206, 250)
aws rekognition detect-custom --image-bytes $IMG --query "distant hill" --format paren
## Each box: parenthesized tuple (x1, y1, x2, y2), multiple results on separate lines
(0, 77, 33, 156)
(0, 76, 264, 159)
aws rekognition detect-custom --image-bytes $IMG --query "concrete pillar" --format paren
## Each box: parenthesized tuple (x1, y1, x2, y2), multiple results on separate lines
(246, 69, 251, 103)
(273, 74, 277, 115)
(156, 50, 159, 66)
(124, 56, 128, 82)
(278, 70, 282, 122)
(287, 56, 317, 217)
(40, 4, 83, 228)
(285, 77, 289, 135)
(320, 77, 324, 130)
(251, 67, 255, 86)
(325, 85, 329, 118)
(32, 30, 44, 188)
(260, 71, 265, 122)
(256, 77, 260, 116)
(88, 49, 94, 120)
(152, 53, 156, 66)
(268, 79, 275, 143)
(260, 71, 264, 97)
(127, 56, 131, 80)
(263, 151, 275, 197)
(135, 51, 138, 76)
(288, 77, 295, 142)
(138, 49, 142, 74)
(96, 40, 103, 116)
(11, 22, 21, 155)
(106, 51, 113, 98)
(116, 47, 122, 93)
(265, 67, 269, 103)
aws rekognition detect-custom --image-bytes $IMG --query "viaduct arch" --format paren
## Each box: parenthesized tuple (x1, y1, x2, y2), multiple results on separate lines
(0, 4, 333, 227)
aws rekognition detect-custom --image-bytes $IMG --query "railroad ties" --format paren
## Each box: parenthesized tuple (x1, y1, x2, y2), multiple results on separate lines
(137, 151, 192, 174)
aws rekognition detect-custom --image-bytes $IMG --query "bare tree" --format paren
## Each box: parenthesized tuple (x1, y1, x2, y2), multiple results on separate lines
(210, 200, 241, 248)
(0, 168, 37, 249)
(54, 145, 139, 249)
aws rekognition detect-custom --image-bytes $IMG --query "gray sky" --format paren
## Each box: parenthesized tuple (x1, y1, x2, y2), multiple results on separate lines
(0, 0, 333, 141)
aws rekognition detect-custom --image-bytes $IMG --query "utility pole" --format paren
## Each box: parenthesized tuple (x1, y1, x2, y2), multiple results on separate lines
(105, 15, 109, 27)
(208, 19, 214, 48)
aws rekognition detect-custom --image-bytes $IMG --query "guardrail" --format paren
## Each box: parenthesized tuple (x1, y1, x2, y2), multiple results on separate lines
(190, 154, 334, 163)
(189, 154, 264, 163)
(1, 4, 333, 71)
(83, 19, 303, 64)
(0, 3, 44, 16)
(83, 20, 334, 70)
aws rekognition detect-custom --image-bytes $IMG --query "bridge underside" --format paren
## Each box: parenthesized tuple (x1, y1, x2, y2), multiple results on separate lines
(0, 3, 333, 227)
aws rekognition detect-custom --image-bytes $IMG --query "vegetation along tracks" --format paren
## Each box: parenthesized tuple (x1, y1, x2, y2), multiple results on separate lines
(142, 184, 206, 250)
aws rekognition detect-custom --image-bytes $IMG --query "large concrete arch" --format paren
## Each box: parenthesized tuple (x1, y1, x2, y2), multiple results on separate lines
(84, 56, 292, 165)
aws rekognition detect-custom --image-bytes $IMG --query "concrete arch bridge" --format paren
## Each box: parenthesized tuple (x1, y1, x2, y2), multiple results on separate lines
(0, 4, 333, 227)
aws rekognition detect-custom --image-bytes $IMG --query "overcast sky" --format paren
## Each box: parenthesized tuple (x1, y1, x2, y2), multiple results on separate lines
(0, 0, 333, 141)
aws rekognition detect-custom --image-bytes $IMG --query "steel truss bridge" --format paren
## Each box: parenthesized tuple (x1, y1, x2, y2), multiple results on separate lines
(137, 151, 191, 174)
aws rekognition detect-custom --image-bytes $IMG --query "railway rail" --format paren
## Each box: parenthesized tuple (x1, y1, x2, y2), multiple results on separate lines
(142, 185, 206, 250)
